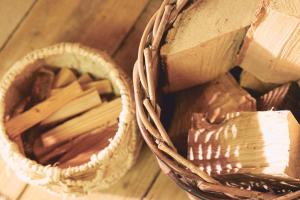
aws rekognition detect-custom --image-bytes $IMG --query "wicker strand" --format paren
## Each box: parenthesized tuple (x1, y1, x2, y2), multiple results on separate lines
(153, 0, 170, 36)
(143, 48, 156, 105)
(143, 99, 176, 150)
(273, 191, 300, 200)
(158, 142, 218, 184)
(152, 5, 173, 50)
(198, 183, 276, 200)
(169, 0, 189, 23)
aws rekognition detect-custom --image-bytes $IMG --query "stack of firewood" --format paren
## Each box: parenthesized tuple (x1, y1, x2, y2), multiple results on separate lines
(5, 67, 121, 168)
(163, 0, 300, 181)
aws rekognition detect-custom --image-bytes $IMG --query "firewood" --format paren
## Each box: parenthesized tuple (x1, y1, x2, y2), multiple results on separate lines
(168, 74, 256, 155)
(57, 124, 117, 167)
(160, 0, 262, 92)
(41, 98, 121, 147)
(53, 68, 77, 88)
(11, 97, 31, 155)
(239, 1, 300, 84)
(78, 73, 93, 84)
(30, 68, 55, 105)
(240, 71, 278, 94)
(41, 89, 102, 125)
(258, 82, 300, 121)
(188, 111, 300, 179)
(82, 80, 113, 95)
(5, 82, 83, 139)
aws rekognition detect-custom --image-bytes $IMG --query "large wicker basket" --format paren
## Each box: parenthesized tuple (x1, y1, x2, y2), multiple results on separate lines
(0, 43, 141, 195)
(133, 0, 300, 199)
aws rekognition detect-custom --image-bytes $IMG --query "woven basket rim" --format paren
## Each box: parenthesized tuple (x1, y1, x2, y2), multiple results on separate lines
(0, 42, 135, 179)
(133, 0, 300, 199)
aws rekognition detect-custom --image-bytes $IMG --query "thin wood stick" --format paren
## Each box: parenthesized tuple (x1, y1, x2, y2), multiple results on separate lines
(153, 0, 169, 36)
(143, 99, 176, 150)
(82, 80, 113, 94)
(53, 68, 77, 88)
(39, 124, 117, 164)
(78, 73, 93, 84)
(5, 82, 83, 139)
(41, 98, 121, 147)
(158, 142, 218, 184)
(41, 89, 101, 125)
(57, 124, 117, 167)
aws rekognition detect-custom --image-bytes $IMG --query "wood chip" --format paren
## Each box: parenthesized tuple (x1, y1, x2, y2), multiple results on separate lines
(53, 68, 77, 88)
(82, 80, 113, 95)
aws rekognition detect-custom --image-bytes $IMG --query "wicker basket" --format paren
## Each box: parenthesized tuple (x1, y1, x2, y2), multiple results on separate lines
(133, 0, 300, 199)
(0, 43, 141, 195)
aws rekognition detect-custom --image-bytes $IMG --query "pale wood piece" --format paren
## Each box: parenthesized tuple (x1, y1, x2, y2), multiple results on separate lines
(240, 71, 279, 93)
(144, 172, 188, 200)
(0, 0, 35, 48)
(239, 2, 300, 84)
(78, 73, 93, 84)
(161, 0, 262, 92)
(58, 124, 117, 167)
(41, 98, 121, 147)
(5, 82, 82, 139)
(11, 97, 31, 155)
(168, 74, 256, 155)
(53, 68, 76, 88)
(188, 111, 300, 178)
(82, 80, 113, 95)
(258, 82, 300, 121)
(196, 74, 256, 123)
(41, 89, 101, 125)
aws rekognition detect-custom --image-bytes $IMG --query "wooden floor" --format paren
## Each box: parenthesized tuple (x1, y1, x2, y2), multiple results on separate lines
(0, 0, 188, 200)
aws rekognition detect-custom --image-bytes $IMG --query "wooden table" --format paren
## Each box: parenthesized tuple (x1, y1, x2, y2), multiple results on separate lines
(0, 0, 188, 199)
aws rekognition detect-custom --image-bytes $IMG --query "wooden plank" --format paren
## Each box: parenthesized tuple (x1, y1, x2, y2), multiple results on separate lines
(113, 0, 162, 75)
(0, 0, 152, 199)
(0, 0, 35, 49)
(144, 172, 188, 200)
(0, 0, 150, 78)
(20, 147, 161, 200)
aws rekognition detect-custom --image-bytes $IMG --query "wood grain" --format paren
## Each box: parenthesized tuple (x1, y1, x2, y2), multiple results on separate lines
(0, 0, 35, 49)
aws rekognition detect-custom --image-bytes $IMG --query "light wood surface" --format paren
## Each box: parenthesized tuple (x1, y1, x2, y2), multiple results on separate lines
(0, 0, 188, 199)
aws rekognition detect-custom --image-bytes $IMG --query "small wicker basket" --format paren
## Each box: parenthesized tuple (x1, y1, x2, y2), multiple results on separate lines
(0, 43, 141, 195)
(133, 0, 300, 199)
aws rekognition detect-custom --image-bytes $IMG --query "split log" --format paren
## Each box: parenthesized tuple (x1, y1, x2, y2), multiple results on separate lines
(82, 80, 113, 95)
(240, 71, 278, 94)
(40, 89, 102, 125)
(53, 68, 77, 88)
(41, 98, 121, 147)
(258, 82, 300, 121)
(57, 124, 118, 167)
(188, 111, 300, 179)
(5, 81, 83, 138)
(161, 0, 262, 92)
(168, 74, 255, 155)
(239, 1, 300, 84)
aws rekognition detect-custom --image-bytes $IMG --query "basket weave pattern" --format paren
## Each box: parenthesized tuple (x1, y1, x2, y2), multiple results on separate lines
(133, 0, 300, 199)
(0, 43, 141, 195)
